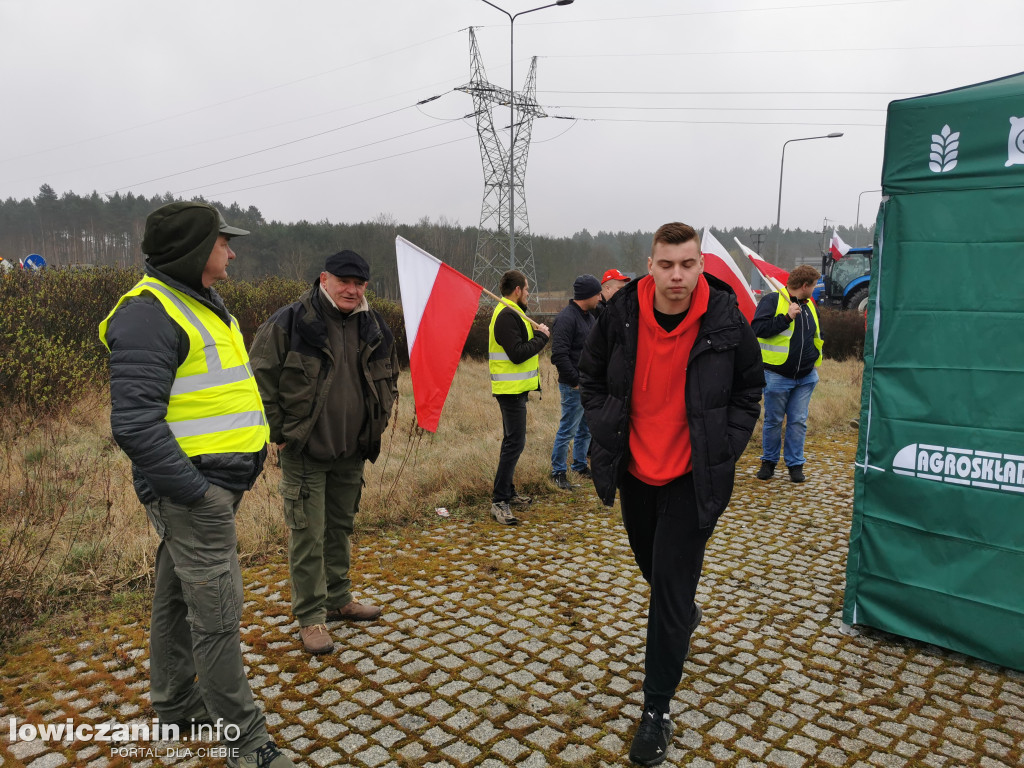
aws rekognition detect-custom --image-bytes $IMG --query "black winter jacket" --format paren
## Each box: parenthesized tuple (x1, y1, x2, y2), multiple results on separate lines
(550, 300, 595, 387)
(579, 274, 764, 527)
(105, 265, 266, 505)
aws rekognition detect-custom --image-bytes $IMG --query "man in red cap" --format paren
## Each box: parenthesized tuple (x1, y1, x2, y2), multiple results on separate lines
(594, 268, 631, 319)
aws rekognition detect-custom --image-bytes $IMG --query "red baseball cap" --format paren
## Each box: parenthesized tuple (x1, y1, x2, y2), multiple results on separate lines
(601, 268, 631, 284)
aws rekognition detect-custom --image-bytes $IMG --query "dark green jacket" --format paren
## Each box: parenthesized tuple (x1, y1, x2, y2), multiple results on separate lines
(249, 284, 399, 462)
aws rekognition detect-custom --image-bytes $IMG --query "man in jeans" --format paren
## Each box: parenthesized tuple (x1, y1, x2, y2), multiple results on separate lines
(750, 264, 823, 483)
(488, 270, 550, 525)
(550, 274, 601, 490)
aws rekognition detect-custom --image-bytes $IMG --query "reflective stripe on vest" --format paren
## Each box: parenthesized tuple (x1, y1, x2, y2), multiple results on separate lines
(757, 289, 823, 367)
(99, 276, 270, 456)
(487, 301, 540, 394)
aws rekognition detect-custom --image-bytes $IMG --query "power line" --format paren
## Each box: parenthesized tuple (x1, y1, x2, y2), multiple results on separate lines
(175, 119, 466, 194)
(111, 91, 459, 194)
(542, 43, 1023, 60)
(0, 30, 463, 166)
(539, 90, 918, 96)
(189, 135, 474, 199)
(506, 0, 915, 27)
(552, 116, 885, 127)
(11, 75, 468, 186)
(544, 104, 886, 112)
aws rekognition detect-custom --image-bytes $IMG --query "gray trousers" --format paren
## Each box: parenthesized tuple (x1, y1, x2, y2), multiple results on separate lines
(144, 484, 268, 757)
(279, 450, 365, 627)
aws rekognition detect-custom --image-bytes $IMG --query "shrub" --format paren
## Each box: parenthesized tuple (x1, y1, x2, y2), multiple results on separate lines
(818, 307, 866, 361)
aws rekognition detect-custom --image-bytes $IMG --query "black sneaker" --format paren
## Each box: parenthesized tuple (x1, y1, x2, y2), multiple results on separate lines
(551, 471, 575, 491)
(756, 460, 776, 480)
(788, 464, 805, 483)
(573, 465, 592, 479)
(628, 707, 672, 766)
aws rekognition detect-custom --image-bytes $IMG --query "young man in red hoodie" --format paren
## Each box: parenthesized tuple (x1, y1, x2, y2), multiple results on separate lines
(579, 222, 764, 766)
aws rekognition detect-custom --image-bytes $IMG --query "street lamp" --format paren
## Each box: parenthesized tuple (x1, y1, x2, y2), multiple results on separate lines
(855, 189, 882, 246)
(477, 0, 574, 270)
(775, 132, 843, 257)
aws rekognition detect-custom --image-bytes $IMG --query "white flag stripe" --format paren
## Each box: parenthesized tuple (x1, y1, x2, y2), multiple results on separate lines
(395, 236, 441, 353)
(701, 228, 752, 291)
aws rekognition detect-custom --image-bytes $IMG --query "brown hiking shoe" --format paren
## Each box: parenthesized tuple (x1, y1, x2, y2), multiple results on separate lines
(326, 601, 382, 622)
(299, 623, 334, 654)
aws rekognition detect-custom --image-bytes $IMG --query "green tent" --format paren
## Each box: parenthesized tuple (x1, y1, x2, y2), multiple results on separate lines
(844, 71, 1024, 671)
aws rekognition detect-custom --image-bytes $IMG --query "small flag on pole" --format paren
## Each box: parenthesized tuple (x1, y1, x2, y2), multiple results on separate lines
(830, 228, 851, 260)
(700, 229, 756, 322)
(395, 236, 483, 433)
(734, 237, 789, 294)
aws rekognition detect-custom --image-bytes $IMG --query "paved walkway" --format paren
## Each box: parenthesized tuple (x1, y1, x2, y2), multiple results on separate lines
(2, 435, 1022, 768)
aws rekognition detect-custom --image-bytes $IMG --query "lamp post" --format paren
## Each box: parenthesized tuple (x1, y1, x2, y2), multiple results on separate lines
(477, 0, 574, 270)
(855, 189, 882, 246)
(775, 132, 843, 257)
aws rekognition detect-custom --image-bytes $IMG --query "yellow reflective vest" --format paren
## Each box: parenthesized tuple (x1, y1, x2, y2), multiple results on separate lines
(488, 301, 541, 395)
(99, 276, 270, 456)
(757, 288, 823, 367)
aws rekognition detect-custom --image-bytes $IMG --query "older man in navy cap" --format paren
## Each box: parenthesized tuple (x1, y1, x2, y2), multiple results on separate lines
(250, 250, 399, 655)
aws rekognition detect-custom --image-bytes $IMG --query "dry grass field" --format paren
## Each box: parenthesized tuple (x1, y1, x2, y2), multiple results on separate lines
(0, 355, 864, 642)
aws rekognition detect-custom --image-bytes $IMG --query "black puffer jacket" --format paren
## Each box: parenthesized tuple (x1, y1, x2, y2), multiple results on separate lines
(579, 274, 764, 527)
(105, 264, 266, 505)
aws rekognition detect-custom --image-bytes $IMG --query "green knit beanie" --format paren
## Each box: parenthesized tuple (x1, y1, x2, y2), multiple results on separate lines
(142, 202, 220, 289)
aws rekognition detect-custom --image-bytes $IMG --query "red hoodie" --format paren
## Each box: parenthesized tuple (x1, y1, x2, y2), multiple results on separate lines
(628, 274, 710, 486)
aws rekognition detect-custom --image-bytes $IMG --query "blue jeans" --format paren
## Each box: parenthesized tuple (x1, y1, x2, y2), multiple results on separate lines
(551, 382, 591, 474)
(761, 369, 818, 467)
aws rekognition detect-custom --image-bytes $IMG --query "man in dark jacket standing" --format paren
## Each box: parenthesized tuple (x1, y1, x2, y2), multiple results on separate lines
(579, 222, 763, 766)
(550, 274, 601, 490)
(750, 264, 822, 483)
(100, 202, 294, 768)
(250, 251, 399, 655)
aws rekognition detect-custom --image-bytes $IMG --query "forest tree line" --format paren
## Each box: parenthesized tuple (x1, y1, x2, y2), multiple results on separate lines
(0, 185, 875, 301)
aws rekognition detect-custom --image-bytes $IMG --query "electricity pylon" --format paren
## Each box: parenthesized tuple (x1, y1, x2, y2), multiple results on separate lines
(457, 27, 545, 303)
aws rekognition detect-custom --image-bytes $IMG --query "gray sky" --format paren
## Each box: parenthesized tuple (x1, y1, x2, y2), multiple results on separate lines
(1, 0, 1021, 239)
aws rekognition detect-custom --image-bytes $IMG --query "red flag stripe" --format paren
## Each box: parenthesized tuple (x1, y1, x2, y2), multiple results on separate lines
(407, 262, 482, 432)
(703, 252, 757, 322)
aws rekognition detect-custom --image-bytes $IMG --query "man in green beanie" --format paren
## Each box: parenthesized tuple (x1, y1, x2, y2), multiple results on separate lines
(99, 201, 294, 768)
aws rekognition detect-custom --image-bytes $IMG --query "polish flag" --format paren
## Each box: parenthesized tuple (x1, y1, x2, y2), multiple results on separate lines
(830, 228, 851, 260)
(396, 236, 483, 432)
(733, 237, 790, 294)
(700, 228, 756, 322)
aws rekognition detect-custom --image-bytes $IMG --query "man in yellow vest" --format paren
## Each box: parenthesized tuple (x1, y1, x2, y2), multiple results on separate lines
(488, 270, 550, 525)
(750, 264, 823, 483)
(100, 202, 293, 768)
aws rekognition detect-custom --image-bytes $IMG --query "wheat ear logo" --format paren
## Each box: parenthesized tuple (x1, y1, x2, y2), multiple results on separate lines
(928, 124, 959, 173)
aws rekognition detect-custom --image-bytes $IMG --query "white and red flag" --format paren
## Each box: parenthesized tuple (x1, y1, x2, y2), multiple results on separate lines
(733, 237, 789, 294)
(829, 228, 851, 260)
(395, 236, 483, 432)
(700, 228, 757, 322)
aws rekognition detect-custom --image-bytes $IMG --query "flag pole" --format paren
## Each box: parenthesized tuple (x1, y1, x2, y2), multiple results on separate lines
(481, 287, 545, 330)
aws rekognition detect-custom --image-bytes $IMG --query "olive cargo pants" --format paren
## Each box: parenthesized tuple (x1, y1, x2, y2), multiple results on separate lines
(144, 483, 268, 757)
(279, 450, 365, 627)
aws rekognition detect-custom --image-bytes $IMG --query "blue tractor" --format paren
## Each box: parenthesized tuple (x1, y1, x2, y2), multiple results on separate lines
(813, 245, 872, 311)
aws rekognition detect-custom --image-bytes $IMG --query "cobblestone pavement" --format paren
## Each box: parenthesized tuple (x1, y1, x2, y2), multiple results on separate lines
(2, 435, 1022, 768)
